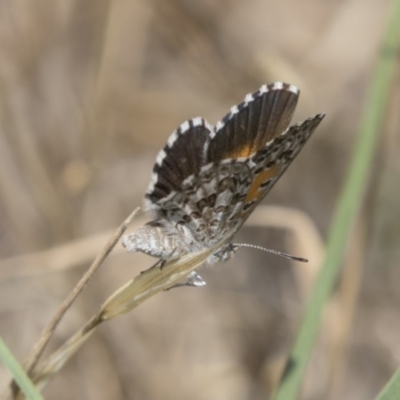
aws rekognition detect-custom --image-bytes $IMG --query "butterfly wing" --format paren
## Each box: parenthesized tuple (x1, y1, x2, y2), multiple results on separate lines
(238, 114, 325, 224)
(144, 117, 213, 212)
(194, 114, 325, 246)
(207, 82, 299, 161)
(199, 82, 322, 244)
(155, 158, 254, 249)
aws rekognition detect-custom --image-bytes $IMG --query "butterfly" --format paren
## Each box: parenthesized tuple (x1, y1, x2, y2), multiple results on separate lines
(123, 82, 324, 286)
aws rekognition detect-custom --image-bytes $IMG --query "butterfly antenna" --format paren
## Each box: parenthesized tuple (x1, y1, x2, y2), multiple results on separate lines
(232, 243, 308, 263)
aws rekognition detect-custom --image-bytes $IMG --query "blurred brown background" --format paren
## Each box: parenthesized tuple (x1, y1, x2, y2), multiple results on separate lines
(0, 0, 399, 399)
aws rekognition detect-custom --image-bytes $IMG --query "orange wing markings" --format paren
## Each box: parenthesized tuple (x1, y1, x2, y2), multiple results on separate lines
(224, 144, 254, 159)
(244, 165, 279, 203)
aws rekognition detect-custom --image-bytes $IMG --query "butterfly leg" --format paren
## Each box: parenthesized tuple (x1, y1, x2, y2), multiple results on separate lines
(140, 258, 167, 275)
(158, 247, 179, 270)
(140, 246, 180, 274)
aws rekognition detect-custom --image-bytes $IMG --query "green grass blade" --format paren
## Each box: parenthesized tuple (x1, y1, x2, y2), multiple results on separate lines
(375, 367, 400, 400)
(0, 336, 44, 400)
(272, 0, 400, 398)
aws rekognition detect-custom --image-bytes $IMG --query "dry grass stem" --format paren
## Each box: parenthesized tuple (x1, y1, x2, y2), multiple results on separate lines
(0, 216, 148, 284)
(7, 207, 140, 399)
(28, 241, 222, 391)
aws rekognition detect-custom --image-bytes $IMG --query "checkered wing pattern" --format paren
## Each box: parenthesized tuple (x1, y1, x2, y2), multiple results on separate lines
(155, 159, 254, 247)
(237, 114, 324, 225)
(195, 115, 324, 245)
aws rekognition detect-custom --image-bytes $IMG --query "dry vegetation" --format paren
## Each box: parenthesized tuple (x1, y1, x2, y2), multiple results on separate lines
(0, 0, 399, 399)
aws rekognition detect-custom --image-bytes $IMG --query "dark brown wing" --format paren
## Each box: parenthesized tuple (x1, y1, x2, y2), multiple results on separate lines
(145, 117, 213, 207)
(207, 82, 300, 161)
